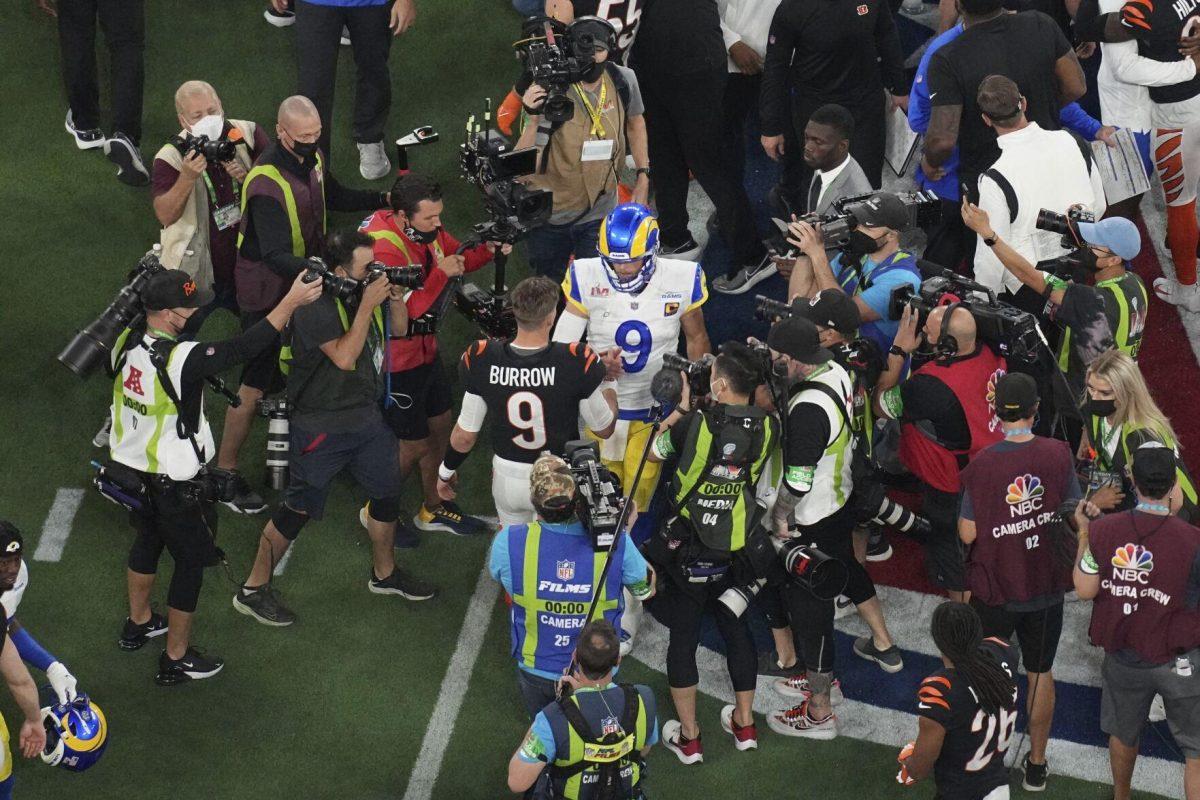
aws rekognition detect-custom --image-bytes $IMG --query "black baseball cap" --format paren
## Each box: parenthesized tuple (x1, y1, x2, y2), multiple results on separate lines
(0, 521, 22, 559)
(993, 372, 1039, 419)
(767, 316, 833, 365)
(1131, 442, 1178, 495)
(143, 269, 215, 311)
(849, 192, 910, 231)
(792, 290, 861, 337)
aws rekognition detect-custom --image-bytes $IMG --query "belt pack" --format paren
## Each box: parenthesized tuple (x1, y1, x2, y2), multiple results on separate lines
(93, 460, 149, 513)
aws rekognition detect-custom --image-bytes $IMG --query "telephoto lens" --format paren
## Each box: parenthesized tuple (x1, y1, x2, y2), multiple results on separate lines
(263, 399, 290, 491)
(717, 578, 766, 618)
(773, 539, 849, 600)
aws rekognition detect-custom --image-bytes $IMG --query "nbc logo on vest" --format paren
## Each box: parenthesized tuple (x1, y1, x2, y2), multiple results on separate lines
(1111, 544, 1154, 584)
(1005, 474, 1044, 516)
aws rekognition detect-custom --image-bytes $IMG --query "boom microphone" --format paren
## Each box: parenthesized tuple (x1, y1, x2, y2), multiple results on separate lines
(650, 367, 684, 408)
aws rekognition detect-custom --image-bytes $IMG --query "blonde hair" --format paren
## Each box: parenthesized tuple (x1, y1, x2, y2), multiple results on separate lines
(174, 80, 218, 114)
(1086, 349, 1176, 443)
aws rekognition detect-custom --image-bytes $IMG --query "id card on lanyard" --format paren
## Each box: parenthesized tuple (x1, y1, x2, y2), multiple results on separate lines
(575, 82, 615, 162)
(205, 171, 242, 231)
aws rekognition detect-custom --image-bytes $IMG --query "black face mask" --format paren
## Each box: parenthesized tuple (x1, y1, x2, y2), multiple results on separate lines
(582, 61, 605, 83)
(290, 139, 319, 160)
(1080, 248, 1103, 272)
(845, 229, 884, 257)
(1087, 397, 1117, 417)
(406, 225, 440, 245)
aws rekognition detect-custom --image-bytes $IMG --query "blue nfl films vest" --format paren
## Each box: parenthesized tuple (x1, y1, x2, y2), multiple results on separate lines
(508, 522, 626, 676)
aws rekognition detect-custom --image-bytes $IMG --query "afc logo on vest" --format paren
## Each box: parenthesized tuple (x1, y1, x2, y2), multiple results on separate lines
(123, 366, 145, 396)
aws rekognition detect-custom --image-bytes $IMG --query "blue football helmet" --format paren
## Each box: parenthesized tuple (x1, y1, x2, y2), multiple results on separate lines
(41, 695, 107, 771)
(599, 203, 660, 293)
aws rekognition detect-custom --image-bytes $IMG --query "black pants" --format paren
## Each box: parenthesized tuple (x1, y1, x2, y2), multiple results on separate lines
(721, 73, 762, 190)
(779, 94, 886, 212)
(922, 198, 977, 273)
(127, 482, 218, 614)
(57, 0, 144, 142)
(640, 69, 765, 268)
(922, 485, 965, 592)
(664, 569, 758, 692)
(296, 0, 393, 157)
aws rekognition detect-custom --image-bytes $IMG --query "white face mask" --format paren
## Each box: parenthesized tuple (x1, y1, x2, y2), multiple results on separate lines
(190, 114, 224, 140)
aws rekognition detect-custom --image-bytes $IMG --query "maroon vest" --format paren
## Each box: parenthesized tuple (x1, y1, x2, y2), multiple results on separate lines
(900, 348, 1007, 492)
(1087, 511, 1200, 664)
(962, 437, 1076, 605)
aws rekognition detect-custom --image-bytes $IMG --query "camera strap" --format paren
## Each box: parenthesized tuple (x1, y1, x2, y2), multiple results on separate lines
(148, 340, 207, 465)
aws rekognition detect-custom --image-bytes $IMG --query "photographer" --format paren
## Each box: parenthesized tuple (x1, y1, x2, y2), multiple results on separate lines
(784, 192, 922, 355)
(361, 174, 506, 536)
(151, 81, 270, 335)
(958, 374, 1080, 791)
(516, 17, 651, 283)
(874, 303, 1006, 600)
(488, 453, 653, 718)
(233, 231, 436, 629)
(646, 343, 779, 761)
(110, 268, 321, 684)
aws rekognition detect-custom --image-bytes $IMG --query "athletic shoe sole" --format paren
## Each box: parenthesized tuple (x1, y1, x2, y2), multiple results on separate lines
(853, 637, 905, 674)
(720, 705, 758, 751)
(661, 721, 703, 764)
(773, 679, 845, 704)
(156, 662, 224, 686)
(118, 624, 168, 652)
(765, 712, 838, 740)
(221, 498, 267, 515)
(412, 514, 486, 536)
(661, 243, 704, 262)
(1022, 777, 1047, 792)
(713, 263, 778, 295)
(263, 9, 295, 26)
(231, 594, 295, 627)
(65, 113, 105, 150)
(865, 543, 893, 562)
(367, 579, 435, 601)
(104, 137, 149, 186)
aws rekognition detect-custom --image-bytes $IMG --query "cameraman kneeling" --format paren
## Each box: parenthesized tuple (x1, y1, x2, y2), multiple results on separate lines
(646, 343, 780, 762)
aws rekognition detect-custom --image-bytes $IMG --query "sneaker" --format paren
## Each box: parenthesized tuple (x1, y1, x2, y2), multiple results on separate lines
(93, 416, 112, 448)
(358, 141, 391, 180)
(766, 702, 838, 740)
(155, 646, 224, 686)
(104, 132, 149, 186)
(340, 25, 352, 45)
(661, 720, 704, 764)
(865, 529, 893, 562)
(118, 612, 167, 651)
(720, 705, 758, 751)
(232, 585, 296, 626)
(1149, 694, 1166, 722)
(774, 673, 844, 704)
(660, 237, 703, 262)
(712, 255, 777, 295)
(359, 503, 420, 549)
(65, 109, 105, 151)
(1022, 754, 1049, 792)
(221, 472, 267, 515)
(369, 567, 437, 601)
(758, 651, 802, 678)
(834, 594, 857, 620)
(853, 635, 904, 673)
(413, 502, 489, 536)
(1153, 277, 1200, 313)
(263, 7, 295, 26)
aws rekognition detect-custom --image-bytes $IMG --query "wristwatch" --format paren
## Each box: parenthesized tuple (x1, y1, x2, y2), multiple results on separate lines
(983, 232, 998, 248)
(888, 345, 907, 358)
(634, 166, 651, 178)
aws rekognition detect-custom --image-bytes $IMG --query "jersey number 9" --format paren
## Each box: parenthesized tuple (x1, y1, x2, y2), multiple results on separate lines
(507, 391, 548, 450)
(614, 320, 653, 373)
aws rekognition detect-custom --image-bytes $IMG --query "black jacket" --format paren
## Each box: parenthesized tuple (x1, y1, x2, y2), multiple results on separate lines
(629, 0, 727, 78)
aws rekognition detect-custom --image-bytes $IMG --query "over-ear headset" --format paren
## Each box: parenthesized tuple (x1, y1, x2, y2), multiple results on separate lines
(934, 300, 963, 363)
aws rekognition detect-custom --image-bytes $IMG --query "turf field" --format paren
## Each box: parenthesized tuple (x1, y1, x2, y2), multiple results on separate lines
(0, 1, 1183, 798)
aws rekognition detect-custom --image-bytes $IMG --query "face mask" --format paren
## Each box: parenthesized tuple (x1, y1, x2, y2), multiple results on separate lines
(1080, 248, 1103, 272)
(285, 132, 319, 160)
(1087, 397, 1117, 417)
(846, 229, 884, 257)
(406, 225, 439, 245)
(583, 61, 605, 83)
(190, 114, 224, 140)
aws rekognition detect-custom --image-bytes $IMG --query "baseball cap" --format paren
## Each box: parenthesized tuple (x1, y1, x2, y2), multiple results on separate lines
(1131, 442, 1178, 495)
(0, 522, 22, 559)
(792, 290, 861, 337)
(1077, 217, 1141, 261)
(142, 269, 215, 311)
(767, 316, 833, 365)
(849, 192, 910, 231)
(992, 372, 1039, 419)
(530, 454, 576, 510)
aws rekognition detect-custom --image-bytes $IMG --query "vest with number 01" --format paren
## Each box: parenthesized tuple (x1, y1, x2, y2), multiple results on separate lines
(1057, 272, 1148, 375)
(787, 362, 856, 526)
(110, 334, 213, 481)
(278, 297, 384, 377)
(546, 684, 648, 800)
(1087, 415, 1198, 520)
(508, 522, 625, 677)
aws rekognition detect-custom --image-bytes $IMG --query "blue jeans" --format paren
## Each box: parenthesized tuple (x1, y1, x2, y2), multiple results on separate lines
(511, 0, 543, 14)
(526, 218, 602, 285)
(516, 666, 559, 720)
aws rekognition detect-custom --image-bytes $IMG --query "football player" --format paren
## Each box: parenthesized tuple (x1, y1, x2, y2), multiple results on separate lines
(437, 277, 618, 526)
(546, 0, 645, 63)
(898, 602, 1019, 800)
(552, 203, 711, 540)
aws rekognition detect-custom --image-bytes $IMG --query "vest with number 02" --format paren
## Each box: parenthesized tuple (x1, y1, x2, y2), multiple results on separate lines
(508, 522, 625, 677)
(788, 362, 856, 526)
(278, 297, 384, 377)
(546, 684, 648, 800)
(110, 334, 213, 481)
(1057, 271, 1147, 375)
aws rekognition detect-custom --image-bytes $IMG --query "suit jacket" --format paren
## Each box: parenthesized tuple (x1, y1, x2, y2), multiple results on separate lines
(807, 156, 874, 215)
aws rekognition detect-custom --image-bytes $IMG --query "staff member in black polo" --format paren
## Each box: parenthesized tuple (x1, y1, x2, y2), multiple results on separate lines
(215, 95, 386, 502)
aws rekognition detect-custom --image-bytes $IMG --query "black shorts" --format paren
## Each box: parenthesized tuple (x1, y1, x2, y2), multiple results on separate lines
(923, 486, 966, 592)
(239, 310, 284, 393)
(970, 598, 1065, 674)
(381, 359, 452, 440)
(284, 416, 400, 520)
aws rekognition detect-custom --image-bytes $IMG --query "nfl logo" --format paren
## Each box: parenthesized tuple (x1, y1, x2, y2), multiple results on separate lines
(557, 560, 575, 581)
(857, 3, 868, 12)
(601, 716, 621, 736)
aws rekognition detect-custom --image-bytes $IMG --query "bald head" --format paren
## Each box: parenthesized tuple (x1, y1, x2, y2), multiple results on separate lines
(276, 95, 322, 158)
(926, 304, 977, 352)
(278, 95, 319, 126)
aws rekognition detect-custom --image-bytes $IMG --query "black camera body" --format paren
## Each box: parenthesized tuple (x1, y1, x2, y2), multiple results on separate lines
(661, 353, 716, 400)
(769, 191, 942, 254)
(367, 262, 424, 289)
(300, 258, 359, 301)
(719, 527, 849, 617)
(460, 125, 552, 246)
(1034, 207, 1096, 279)
(183, 467, 239, 505)
(564, 440, 626, 550)
(454, 282, 517, 340)
(175, 133, 237, 163)
(516, 16, 610, 125)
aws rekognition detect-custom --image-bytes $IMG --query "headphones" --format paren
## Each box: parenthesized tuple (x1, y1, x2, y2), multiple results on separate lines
(934, 301, 963, 363)
(569, 15, 618, 57)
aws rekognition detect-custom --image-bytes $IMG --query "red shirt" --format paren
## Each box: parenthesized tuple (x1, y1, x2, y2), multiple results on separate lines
(359, 209, 493, 372)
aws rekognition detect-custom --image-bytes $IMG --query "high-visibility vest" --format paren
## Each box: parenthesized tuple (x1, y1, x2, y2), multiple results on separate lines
(1058, 271, 1147, 372)
(236, 151, 326, 256)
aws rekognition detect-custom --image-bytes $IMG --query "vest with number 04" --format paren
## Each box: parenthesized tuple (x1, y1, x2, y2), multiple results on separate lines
(508, 522, 625, 677)
(110, 335, 213, 481)
(547, 685, 648, 800)
(788, 362, 856, 526)
(1057, 271, 1147, 375)
(278, 297, 385, 377)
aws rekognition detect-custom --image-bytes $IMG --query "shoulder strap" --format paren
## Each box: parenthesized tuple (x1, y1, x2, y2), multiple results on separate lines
(148, 340, 206, 463)
(558, 695, 598, 743)
(604, 62, 631, 109)
(618, 684, 640, 733)
(796, 380, 851, 440)
(983, 168, 1019, 225)
(1068, 129, 1094, 174)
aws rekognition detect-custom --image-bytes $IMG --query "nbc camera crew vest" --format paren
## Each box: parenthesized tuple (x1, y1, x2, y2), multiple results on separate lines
(899, 349, 1006, 493)
(788, 361, 856, 526)
(110, 333, 213, 481)
(1057, 272, 1148, 375)
(508, 522, 625, 677)
(546, 684, 649, 800)
(235, 149, 327, 312)
(960, 437, 1076, 606)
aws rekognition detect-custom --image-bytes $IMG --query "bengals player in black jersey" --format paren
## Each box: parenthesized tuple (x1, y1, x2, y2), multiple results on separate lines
(899, 602, 1020, 800)
(437, 277, 618, 525)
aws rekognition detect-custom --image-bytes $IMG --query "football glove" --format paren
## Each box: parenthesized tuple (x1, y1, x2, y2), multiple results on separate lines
(46, 661, 78, 705)
(896, 741, 916, 786)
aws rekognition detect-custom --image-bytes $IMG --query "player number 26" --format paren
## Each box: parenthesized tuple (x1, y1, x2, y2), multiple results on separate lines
(615, 320, 653, 373)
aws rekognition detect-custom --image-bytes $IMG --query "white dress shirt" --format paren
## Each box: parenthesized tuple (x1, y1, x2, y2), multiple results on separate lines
(718, 0, 784, 72)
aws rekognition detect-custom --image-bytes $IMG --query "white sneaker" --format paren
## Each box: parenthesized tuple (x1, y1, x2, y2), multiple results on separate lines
(1149, 694, 1166, 722)
(263, 7, 295, 27)
(662, 720, 704, 764)
(358, 141, 391, 180)
(1153, 277, 1200, 313)
(774, 673, 844, 704)
(719, 705, 758, 751)
(340, 26, 351, 46)
(65, 109, 105, 150)
(712, 255, 777, 295)
(92, 416, 112, 448)
(619, 590, 641, 657)
(767, 702, 838, 740)
(834, 594, 857, 620)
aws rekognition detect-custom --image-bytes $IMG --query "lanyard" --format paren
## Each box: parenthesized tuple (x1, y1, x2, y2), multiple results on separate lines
(1096, 418, 1120, 467)
(574, 81, 608, 138)
(202, 170, 240, 206)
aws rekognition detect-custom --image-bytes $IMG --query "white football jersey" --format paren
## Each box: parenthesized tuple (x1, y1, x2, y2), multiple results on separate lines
(563, 257, 707, 414)
(1, 560, 28, 620)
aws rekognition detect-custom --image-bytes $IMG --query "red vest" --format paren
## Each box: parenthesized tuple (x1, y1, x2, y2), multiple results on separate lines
(962, 437, 1076, 605)
(900, 348, 1006, 493)
(1087, 511, 1200, 664)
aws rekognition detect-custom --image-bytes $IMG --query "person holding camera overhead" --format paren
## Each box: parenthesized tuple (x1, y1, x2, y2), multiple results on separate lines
(216, 95, 388, 516)
(109, 268, 322, 684)
(516, 16, 650, 284)
(233, 231, 436, 628)
(644, 343, 779, 762)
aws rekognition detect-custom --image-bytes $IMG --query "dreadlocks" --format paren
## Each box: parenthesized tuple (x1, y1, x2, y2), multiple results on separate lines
(931, 602, 1015, 713)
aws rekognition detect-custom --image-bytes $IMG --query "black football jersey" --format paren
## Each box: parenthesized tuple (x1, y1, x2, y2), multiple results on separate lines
(460, 340, 606, 464)
(917, 637, 1020, 800)
(569, 0, 645, 63)
(1122, 0, 1200, 103)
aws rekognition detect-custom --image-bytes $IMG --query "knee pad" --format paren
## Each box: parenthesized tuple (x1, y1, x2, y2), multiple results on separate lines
(367, 497, 400, 523)
(271, 505, 309, 541)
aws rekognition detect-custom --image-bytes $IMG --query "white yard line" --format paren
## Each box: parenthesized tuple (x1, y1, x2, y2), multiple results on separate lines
(33, 488, 85, 562)
(271, 545, 294, 577)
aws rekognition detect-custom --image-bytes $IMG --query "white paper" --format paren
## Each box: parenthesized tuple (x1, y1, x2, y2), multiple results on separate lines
(885, 103, 921, 178)
(1091, 128, 1151, 206)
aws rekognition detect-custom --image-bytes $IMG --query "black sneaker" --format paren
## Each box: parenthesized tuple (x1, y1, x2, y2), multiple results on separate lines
(853, 635, 904, 673)
(413, 502, 490, 536)
(757, 650, 802, 678)
(232, 585, 296, 626)
(65, 109, 105, 151)
(118, 612, 167, 651)
(712, 254, 777, 295)
(866, 529, 893, 562)
(155, 647, 224, 686)
(1022, 755, 1048, 792)
(660, 237, 703, 261)
(221, 472, 267, 515)
(369, 567, 437, 601)
(104, 132, 149, 186)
